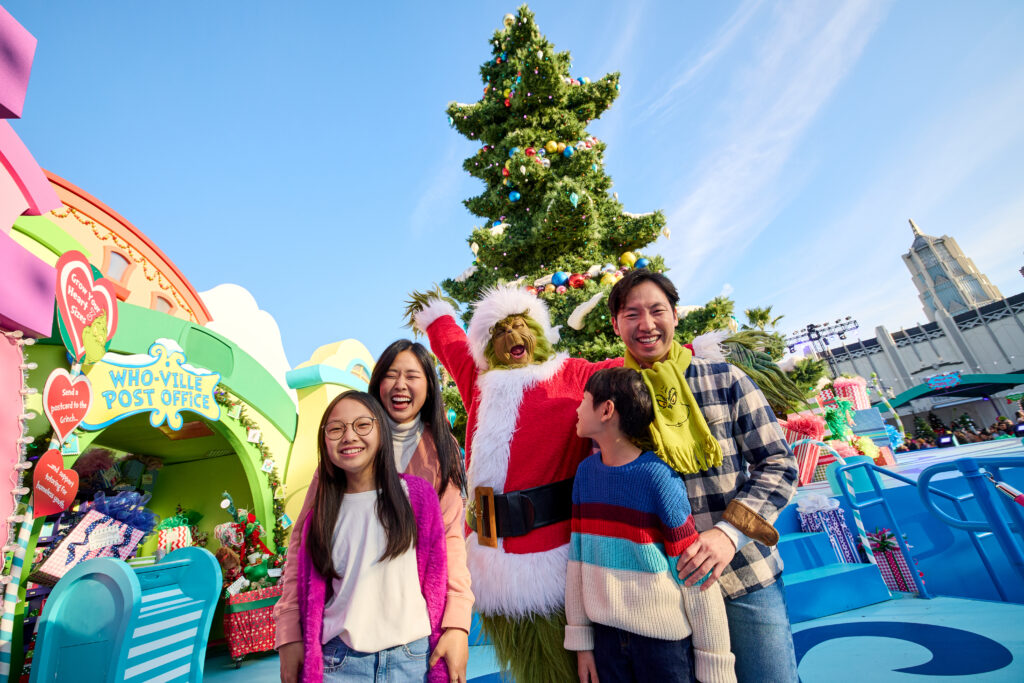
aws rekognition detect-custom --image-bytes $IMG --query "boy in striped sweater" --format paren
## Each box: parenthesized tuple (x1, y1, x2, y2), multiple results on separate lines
(565, 368, 736, 683)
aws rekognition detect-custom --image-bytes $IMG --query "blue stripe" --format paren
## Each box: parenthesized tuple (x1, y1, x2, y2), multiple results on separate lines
(570, 532, 684, 581)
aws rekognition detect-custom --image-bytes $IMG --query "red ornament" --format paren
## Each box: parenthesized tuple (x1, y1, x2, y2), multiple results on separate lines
(504, 98, 511, 107)
(502, 168, 510, 177)
(525, 147, 535, 156)
(568, 273, 586, 289)
(525, 286, 538, 296)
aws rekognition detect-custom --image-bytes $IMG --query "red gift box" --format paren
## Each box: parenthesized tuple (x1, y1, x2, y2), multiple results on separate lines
(224, 584, 283, 659)
(833, 377, 870, 410)
(868, 528, 922, 593)
(782, 414, 827, 486)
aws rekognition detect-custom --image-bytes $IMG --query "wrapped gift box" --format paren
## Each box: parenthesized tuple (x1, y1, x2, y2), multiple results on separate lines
(782, 414, 827, 486)
(157, 525, 193, 552)
(868, 528, 921, 593)
(224, 584, 283, 659)
(833, 376, 870, 410)
(797, 495, 861, 563)
(28, 510, 145, 586)
(816, 387, 838, 410)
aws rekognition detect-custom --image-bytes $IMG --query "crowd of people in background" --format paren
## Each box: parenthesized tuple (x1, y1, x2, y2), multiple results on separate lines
(895, 408, 1024, 452)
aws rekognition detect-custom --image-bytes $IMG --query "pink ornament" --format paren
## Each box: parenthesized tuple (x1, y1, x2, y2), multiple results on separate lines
(556, 285, 567, 294)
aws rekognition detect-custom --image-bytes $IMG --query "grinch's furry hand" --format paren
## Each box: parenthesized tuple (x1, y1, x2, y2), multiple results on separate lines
(404, 286, 458, 335)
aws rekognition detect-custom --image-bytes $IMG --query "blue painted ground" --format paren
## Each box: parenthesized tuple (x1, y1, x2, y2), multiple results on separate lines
(204, 595, 1024, 682)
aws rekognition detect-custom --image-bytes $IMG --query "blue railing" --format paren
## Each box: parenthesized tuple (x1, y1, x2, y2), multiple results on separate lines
(835, 455, 1024, 602)
(917, 456, 1024, 595)
(833, 462, 932, 598)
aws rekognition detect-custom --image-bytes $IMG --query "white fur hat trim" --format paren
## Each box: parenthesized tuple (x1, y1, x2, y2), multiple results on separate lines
(467, 284, 559, 370)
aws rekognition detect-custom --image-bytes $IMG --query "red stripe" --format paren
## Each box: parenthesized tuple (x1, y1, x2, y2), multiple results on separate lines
(573, 508, 699, 555)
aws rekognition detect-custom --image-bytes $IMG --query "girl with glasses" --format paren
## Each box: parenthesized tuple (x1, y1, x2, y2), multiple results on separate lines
(278, 341, 472, 683)
(284, 390, 449, 682)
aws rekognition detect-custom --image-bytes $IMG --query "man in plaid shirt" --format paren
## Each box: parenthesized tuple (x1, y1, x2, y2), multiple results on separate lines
(609, 270, 799, 682)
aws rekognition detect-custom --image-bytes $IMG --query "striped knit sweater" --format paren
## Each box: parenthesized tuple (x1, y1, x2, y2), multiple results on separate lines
(565, 451, 736, 683)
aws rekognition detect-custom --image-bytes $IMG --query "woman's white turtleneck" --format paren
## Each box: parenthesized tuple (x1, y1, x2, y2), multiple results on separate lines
(389, 414, 424, 472)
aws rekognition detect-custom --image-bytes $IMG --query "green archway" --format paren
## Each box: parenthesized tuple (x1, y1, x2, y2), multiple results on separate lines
(882, 373, 1024, 409)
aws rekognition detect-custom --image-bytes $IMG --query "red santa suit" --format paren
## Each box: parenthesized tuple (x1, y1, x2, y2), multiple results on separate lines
(415, 290, 620, 618)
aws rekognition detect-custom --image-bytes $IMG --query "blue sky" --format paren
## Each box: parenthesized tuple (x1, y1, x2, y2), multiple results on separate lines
(8, 1, 1024, 366)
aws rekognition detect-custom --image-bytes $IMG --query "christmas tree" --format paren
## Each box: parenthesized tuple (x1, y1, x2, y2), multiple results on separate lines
(442, 5, 667, 361)
(913, 416, 936, 440)
(927, 412, 946, 435)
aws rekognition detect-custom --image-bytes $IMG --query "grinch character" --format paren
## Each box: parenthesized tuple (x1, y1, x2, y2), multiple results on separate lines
(411, 285, 619, 681)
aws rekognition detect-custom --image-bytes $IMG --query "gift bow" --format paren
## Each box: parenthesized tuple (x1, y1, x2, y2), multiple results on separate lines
(796, 494, 840, 514)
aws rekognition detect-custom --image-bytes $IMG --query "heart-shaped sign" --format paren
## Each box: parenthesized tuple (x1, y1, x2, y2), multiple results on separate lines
(43, 368, 92, 444)
(55, 251, 119, 364)
(33, 450, 80, 518)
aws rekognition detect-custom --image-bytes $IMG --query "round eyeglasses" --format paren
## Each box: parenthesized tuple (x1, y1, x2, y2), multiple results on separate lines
(324, 417, 377, 440)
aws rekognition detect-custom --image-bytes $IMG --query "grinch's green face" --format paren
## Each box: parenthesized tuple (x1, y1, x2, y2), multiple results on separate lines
(490, 316, 535, 367)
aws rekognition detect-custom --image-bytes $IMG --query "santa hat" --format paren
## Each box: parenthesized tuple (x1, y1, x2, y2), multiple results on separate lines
(467, 284, 560, 371)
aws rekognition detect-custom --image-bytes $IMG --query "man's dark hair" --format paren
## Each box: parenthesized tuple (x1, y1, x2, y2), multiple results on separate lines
(584, 367, 654, 443)
(607, 269, 679, 316)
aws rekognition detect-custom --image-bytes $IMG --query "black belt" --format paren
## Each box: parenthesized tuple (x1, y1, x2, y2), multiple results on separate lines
(472, 478, 575, 547)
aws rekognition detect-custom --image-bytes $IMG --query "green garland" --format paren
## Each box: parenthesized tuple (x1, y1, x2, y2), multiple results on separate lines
(214, 388, 288, 554)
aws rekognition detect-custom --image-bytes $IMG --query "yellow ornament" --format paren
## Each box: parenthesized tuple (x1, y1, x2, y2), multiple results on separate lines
(504, 88, 511, 98)
(600, 273, 616, 287)
(613, 271, 624, 282)
(545, 140, 558, 153)
(503, 13, 515, 27)
(557, 142, 566, 153)
(619, 251, 637, 268)
(544, 283, 556, 293)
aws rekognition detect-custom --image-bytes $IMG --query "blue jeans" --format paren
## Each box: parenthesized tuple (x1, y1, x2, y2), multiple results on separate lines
(322, 635, 430, 682)
(725, 579, 798, 683)
(592, 622, 695, 682)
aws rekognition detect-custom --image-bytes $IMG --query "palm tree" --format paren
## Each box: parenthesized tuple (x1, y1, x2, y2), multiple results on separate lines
(744, 306, 784, 331)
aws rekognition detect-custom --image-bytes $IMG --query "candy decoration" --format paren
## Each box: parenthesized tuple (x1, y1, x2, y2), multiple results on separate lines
(635, 257, 651, 269)
(519, 165, 526, 174)
(509, 191, 521, 202)
(568, 273, 586, 289)
(552, 271, 569, 287)
(619, 252, 637, 268)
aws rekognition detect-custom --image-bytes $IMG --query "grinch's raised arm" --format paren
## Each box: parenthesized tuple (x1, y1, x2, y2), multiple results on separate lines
(407, 288, 479, 408)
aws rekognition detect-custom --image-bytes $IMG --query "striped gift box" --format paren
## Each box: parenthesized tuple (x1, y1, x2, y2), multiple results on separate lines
(873, 547, 917, 592)
(158, 525, 193, 553)
(224, 584, 284, 658)
(816, 387, 838, 410)
(28, 510, 145, 586)
(833, 377, 870, 410)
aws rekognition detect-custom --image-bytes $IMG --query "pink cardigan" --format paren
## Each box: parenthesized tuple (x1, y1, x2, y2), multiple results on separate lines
(277, 431, 473, 647)
(296, 474, 449, 683)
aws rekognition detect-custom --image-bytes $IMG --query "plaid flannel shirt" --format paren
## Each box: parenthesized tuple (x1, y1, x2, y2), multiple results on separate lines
(680, 358, 798, 599)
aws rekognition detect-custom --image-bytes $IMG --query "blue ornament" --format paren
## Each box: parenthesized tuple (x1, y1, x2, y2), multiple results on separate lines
(493, 220, 502, 227)
(447, 115, 454, 127)
(591, 163, 598, 172)
(563, 146, 574, 158)
(536, 148, 546, 157)
(635, 257, 651, 269)
(447, 409, 457, 428)
(552, 271, 569, 287)
(509, 191, 521, 202)
(569, 192, 579, 208)
(509, 147, 519, 158)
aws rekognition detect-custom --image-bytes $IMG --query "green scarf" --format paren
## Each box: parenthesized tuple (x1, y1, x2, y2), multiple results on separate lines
(625, 342, 723, 474)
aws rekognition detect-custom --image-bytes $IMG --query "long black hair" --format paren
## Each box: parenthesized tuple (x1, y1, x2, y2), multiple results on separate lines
(308, 391, 416, 579)
(369, 339, 467, 498)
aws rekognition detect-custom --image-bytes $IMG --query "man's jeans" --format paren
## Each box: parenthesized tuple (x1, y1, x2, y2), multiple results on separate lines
(725, 579, 799, 682)
(592, 622, 695, 682)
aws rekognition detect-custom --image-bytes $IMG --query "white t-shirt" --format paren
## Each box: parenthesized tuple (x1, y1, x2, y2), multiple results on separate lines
(320, 486, 431, 651)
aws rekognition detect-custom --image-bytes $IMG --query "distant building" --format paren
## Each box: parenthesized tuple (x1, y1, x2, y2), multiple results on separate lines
(809, 221, 1023, 430)
(903, 219, 1002, 321)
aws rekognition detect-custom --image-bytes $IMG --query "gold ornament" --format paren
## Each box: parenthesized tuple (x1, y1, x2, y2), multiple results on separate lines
(619, 251, 637, 268)
(545, 140, 557, 153)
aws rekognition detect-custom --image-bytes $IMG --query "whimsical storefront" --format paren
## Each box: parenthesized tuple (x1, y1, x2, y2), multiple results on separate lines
(0, 11, 376, 676)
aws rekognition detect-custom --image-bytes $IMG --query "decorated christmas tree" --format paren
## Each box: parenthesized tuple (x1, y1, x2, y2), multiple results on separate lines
(914, 416, 936, 440)
(442, 5, 667, 361)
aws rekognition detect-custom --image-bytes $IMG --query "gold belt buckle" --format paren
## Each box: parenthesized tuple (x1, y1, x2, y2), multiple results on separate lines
(474, 486, 498, 548)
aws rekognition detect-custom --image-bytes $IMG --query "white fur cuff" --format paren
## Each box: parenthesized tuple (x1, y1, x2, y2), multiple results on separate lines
(414, 299, 459, 332)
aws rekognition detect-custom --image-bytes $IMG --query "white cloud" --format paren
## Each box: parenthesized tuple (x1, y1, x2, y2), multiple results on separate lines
(657, 0, 890, 293)
(640, 0, 764, 122)
(200, 283, 297, 405)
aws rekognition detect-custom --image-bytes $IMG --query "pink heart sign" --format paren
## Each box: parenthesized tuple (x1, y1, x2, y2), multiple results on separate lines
(43, 368, 92, 444)
(55, 251, 119, 364)
(33, 450, 79, 518)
